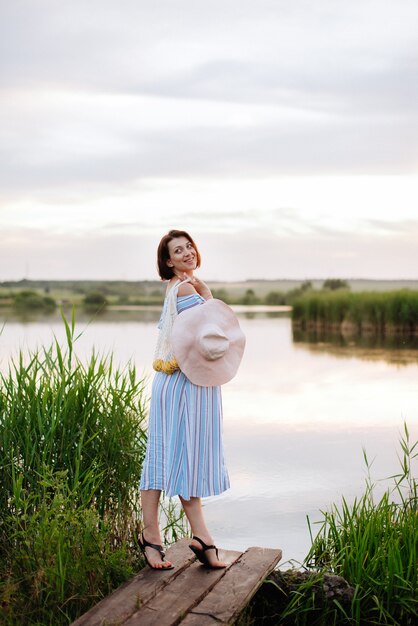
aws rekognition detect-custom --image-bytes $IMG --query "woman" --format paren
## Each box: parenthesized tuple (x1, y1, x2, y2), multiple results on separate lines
(139, 229, 230, 570)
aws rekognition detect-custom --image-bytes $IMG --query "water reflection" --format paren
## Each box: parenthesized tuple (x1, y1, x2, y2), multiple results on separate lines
(0, 304, 289, 325)
(0, 307, 162, 325)
(208, 422, 418, 560)
(1, 308, 417, 562)
(232, 305, 291, 320)
(292, 328, 418, 365)
(239, 310, 291, 320)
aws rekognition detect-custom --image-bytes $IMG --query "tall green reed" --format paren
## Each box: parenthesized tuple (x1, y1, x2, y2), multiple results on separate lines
(0, 310, 181, 624)
(0, 309, 147, 526)
(304, 423, 417, 625)
(292, 290, 418, 334)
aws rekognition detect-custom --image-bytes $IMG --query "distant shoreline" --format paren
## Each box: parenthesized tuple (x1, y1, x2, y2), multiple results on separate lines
(107, 304, 292, 312)
(2, 278, 418, 288)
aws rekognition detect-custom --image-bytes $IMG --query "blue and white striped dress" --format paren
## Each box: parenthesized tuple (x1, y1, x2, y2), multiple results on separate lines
(140, 294, 230, 500)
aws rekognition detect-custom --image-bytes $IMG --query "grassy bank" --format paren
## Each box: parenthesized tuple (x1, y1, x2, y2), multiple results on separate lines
(292, 290, 418, 334)
(4, 279, 418, 311)
(0, 312, 183, 625)
(241, 425, 418, 625)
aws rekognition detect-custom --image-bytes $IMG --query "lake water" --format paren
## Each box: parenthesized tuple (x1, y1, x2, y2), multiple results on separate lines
(1, 308, 417, 566)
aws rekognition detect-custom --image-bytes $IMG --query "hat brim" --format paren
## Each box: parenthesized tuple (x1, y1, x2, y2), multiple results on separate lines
(171, 299, 246, 386)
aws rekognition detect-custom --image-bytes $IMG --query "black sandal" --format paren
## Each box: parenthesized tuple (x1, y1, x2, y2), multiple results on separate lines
(189, 535, 226, 569)
(139, 532, 174, 570)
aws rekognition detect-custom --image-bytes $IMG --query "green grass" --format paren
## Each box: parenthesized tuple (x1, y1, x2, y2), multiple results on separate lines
(292, 290, 418, 334)
(0, 310, 185, 625)
(241, 425, 417, 626)
(0, 309, 147, 520)
(304, 424, 417, 625)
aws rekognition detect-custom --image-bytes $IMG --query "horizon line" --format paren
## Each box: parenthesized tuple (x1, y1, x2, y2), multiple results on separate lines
(2, 277, 418, 284)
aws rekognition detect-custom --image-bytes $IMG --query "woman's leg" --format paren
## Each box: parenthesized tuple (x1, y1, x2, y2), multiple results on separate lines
(140, 489, 173, 568)
(179, 496, 226, 567)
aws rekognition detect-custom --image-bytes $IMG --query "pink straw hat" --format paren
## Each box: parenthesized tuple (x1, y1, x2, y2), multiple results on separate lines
(171, 298, 246, 386)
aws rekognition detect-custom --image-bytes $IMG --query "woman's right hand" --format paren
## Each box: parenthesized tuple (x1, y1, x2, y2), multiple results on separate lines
(179, 273, 213, 300)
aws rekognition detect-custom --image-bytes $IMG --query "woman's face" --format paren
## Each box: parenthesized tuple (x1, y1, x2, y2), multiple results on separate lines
(167, 236, 197, 276)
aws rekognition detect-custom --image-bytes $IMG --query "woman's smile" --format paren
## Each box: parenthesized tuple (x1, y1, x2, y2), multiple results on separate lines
(167, 236, 198, 274)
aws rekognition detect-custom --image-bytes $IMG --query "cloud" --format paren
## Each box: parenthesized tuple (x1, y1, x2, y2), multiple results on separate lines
(365, 219, 418, 235)
(0, 0, 417, 281)
(0, 227, 158, 281)
(1, 0, 418, 196)
(2, 1, 418, 104)
(1, 214, 417, 282)
(1, 94, 416, 199)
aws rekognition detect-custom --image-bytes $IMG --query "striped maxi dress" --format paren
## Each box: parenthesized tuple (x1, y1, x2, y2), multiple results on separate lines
(139, 293, 230, 500)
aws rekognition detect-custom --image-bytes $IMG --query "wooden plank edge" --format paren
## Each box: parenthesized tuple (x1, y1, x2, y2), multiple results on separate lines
(70, 539, 196, 626)
(182, 547, 282, 626)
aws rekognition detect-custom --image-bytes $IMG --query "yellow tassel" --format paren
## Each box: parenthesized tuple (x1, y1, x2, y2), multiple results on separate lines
(153, 357, 179, 374)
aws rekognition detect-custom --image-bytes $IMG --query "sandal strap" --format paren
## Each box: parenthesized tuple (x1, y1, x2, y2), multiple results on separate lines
(141, 534, 166, 559)
(192, 535, 216, 552)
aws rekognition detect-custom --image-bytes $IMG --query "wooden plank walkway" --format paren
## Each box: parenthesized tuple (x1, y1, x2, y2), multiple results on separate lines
(71, 538, 282, 626)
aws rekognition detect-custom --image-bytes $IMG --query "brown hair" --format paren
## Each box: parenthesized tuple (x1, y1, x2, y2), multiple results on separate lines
(157, 230, 202, 280)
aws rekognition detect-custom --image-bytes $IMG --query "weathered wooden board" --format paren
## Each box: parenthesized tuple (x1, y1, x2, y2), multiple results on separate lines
(123, 548, 242, 626)
(70, 539, 195, 626)
(181, 547, 282, 626)
(71, 542, 282, 626)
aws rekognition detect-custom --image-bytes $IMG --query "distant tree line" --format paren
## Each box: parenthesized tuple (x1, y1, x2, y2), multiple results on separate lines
(213, 279, 349, 305)
(0, 280, 351, 311)
(4, 290, 110, 312)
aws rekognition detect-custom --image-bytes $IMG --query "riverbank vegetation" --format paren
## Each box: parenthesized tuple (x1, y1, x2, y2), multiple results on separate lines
(13, 289, 57, 311)
(0, 278, 312, 309)
(2, 278, 418, 311)
(82, 290, 108, 309)
(242, 425, 418, 625)
(292, 290, 418, 334)
(0, 313, 183, 625)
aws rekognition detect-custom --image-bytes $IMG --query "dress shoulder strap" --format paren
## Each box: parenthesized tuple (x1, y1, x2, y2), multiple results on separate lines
(165, 278, 189, 300)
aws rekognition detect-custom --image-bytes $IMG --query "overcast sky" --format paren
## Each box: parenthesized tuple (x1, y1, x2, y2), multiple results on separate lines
(1, 0, 417, 281)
